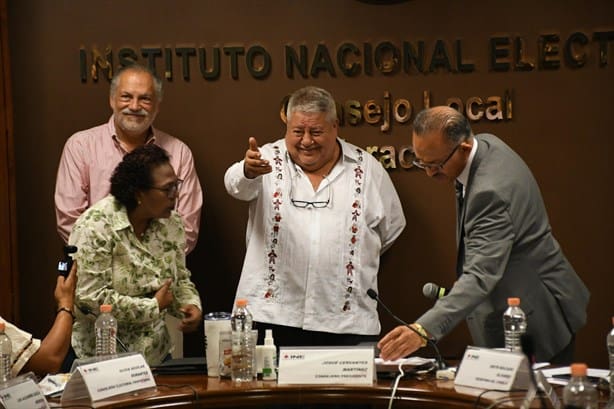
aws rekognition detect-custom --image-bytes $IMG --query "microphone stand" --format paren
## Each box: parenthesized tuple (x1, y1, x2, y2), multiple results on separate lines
(520, 334, 547, 409)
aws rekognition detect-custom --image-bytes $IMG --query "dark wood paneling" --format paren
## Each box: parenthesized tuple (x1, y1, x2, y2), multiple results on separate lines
(0, 0, 19, 321)
(5, 0, 614, 369)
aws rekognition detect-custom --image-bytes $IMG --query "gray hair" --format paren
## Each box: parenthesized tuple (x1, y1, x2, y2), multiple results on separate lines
(109, 64, 163, 101)
(286, 86, 337, 123)
(412, 106, 472, 143)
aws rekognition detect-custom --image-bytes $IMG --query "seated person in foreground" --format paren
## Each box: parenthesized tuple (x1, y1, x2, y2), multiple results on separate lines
(69, 144, 202, 366)
(1, 262, 77, 377)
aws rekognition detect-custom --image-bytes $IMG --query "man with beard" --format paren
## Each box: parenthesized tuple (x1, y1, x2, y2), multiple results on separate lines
(54, 64, 202, 254)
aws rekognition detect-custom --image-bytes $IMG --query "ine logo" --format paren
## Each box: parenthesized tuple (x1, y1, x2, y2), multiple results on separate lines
(282, 353, 306, 361)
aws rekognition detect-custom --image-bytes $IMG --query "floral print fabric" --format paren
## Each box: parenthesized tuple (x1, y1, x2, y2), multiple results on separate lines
(69, 195, 202, 366)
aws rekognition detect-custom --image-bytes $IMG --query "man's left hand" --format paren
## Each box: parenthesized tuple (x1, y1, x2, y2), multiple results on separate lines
(377, 325, 424, 361)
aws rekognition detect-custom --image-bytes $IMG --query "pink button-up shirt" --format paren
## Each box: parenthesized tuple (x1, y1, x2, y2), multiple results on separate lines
(54, 116, 203, 253)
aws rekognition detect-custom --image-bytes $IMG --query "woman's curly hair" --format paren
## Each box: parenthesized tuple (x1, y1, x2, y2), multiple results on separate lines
(110, 144, 171, 212)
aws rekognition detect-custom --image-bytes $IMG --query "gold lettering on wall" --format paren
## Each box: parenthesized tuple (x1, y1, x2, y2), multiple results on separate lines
(83, 46, 113, 81)
(78, 30, 613, 82)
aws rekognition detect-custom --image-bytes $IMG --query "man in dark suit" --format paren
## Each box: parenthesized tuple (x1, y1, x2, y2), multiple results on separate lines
(378, 106, 589, 364)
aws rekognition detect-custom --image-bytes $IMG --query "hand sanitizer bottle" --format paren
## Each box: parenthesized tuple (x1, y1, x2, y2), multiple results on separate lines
(261, 329, 277, 381)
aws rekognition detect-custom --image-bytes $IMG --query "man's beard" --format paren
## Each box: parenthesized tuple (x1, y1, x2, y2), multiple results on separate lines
(117, 110, 154, 135)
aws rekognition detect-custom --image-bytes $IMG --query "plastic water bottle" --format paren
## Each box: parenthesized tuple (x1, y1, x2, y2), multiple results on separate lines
(95, 304, 117, 356)
(502, 297, 526, 352)
(563, 363, 598, 409)
(0, 321, 12, 383)
(230, 298, 254, 383)
(606, 316, 614, 409)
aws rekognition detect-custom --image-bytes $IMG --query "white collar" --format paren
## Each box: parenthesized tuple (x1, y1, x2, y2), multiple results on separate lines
(456, 137, 478, 187)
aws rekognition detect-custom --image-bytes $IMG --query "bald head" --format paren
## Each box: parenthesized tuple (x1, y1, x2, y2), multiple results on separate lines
(412, 106, 472, 144)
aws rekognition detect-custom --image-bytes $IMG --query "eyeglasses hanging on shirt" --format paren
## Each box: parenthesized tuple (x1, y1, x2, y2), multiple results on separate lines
(289, 174, 332, 209)
(285, 150, 335, 209)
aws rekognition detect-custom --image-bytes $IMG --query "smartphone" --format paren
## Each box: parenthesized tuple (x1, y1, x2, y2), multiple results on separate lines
(58, 245, 77, 277)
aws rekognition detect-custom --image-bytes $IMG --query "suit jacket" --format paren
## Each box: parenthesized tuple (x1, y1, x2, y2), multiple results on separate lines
(417, 134, 589, 361)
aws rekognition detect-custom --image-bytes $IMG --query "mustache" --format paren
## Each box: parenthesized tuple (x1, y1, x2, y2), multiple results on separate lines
(299, 144, 318, 149)
(120, 108, 148, 116)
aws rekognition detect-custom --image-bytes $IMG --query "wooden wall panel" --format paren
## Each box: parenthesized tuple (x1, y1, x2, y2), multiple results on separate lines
(5, 0, 614, 368)
(0, 0, 19, 322)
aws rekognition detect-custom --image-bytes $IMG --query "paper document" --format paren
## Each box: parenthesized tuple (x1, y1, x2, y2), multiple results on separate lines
(540, 367, 609, 386)
(38, 373, 71, 397)
(375, 357, 435, 372)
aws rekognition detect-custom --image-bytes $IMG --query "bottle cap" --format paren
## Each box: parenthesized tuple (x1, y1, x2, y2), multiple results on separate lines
(507, 297, 520, 306)
(100, 304, 112, 313)
(570, 363, 587, 376)
(264, 329, 274, 345)
(236, 299, 248, 307)
(0, 321, 5, 331)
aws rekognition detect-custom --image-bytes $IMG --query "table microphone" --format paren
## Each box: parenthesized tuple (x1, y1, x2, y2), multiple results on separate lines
(520, 334, 547, 409)
(422, 282, 450, 300)
(367, 289, 446, 370)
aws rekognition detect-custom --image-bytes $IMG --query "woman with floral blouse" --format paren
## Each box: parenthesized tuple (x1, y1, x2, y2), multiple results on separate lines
(69, 144, 202, 366)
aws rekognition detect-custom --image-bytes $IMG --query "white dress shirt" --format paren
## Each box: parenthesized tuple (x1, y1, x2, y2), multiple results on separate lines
(224, 138, 406, 335)
(456, 138, 478, 194)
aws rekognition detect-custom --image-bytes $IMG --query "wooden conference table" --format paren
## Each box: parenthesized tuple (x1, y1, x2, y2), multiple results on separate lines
(48, 372, 564, 409)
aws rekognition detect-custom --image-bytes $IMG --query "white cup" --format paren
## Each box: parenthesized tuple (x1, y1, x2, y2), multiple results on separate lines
(204, 312, 231, 376)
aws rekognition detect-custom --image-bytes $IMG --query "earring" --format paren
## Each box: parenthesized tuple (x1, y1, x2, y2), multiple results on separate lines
(138, 200, 142, 205)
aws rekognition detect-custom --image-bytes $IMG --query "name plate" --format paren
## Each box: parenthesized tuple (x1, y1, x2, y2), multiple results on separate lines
(454, 346, 529, 391)
(62, 353, 156, 403)
(0, 374, 49, 409)
(278, 346, 374, 385)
